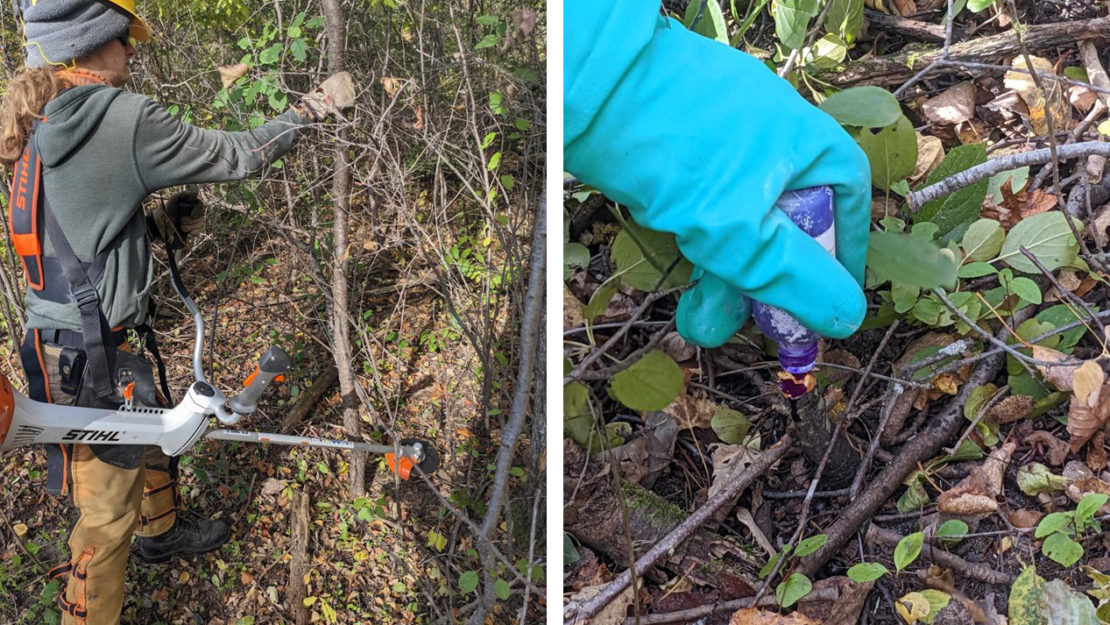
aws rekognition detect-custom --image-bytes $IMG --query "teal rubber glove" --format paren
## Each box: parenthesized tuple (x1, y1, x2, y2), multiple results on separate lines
(565, 0, 871, 348)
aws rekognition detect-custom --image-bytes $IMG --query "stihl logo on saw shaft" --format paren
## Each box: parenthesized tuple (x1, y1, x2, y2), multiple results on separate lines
(62, 429, 122, 442)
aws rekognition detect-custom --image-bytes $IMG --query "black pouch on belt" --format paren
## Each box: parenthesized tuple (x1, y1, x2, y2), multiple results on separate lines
(75, 349, 162, 469)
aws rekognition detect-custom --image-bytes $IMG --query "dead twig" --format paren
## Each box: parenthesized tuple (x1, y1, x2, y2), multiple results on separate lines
(906, 141, 1110, 210)
(866, 524, 1013, 585)
(796, 309, 1030, 578)
(564, 432, 795, 623)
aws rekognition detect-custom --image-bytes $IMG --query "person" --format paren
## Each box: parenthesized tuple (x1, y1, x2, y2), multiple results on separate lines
(0, 1, 352, 623)
(564, 1, 873, 348)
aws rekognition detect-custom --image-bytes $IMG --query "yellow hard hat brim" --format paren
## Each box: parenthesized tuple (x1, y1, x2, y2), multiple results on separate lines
(106, 0, 151, 43)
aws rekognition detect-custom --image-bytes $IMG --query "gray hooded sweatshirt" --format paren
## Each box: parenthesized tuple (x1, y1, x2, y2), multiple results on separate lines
(27, 84, 305, 331)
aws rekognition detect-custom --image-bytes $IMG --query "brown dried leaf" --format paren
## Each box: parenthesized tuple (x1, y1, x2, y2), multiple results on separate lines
(599, 412, 677, 487)
(986, 394, 1034, 425)
(909, 134, 945, 185)
(1026, 429, 1071, 466)
(1069, 85, 1098, 113)
(659, 332, 696, 363)
(380, 76, 403, 98)
(1004, 56, 1071, 135)
(730, 609, 820, 625)
(572, 584, 634, 625)
(1061, 462, 1110, 515)
(798, 577, 873, 624)
(709, 444, 759, 502)
(564, 285, 585, 331)
(1067, 381, 1110, 452)
(922, 82, 977, 125)
(1007, 508, 1044, 528)
(1087, 429, 1108, 472)
(1044, 269, 1082, 303)
(1031, 345, 1081, 392)
(412, 105, 425, 131)
(218, 62, 249, 89)
(936, 440, 1016, 517)
(1074, 360, 1105, 407)
(667, 394, 719, 430)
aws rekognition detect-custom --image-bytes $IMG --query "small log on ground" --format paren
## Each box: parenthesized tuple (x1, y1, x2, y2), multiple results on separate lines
(563, 440, 760, 588)
(280, 365, 338, 433)
(825, 16, 1110, 87)
(288, 489, 312, 625)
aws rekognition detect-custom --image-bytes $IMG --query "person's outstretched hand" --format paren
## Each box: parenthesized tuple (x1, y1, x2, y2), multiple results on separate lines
(565, 0, 872, 347)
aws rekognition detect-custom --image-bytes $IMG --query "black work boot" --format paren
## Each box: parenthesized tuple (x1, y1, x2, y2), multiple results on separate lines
(135, 514, 230, 563)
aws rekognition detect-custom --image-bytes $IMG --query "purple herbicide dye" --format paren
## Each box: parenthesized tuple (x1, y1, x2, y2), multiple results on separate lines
(750, 186, 835, 399)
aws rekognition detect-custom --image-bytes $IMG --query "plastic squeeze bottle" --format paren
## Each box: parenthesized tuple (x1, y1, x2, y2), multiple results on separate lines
(750, 186, 835, 399)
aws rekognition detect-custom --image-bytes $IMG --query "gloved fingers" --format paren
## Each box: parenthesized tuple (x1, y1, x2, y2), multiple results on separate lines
(675, 269, 751, 348)
(789, 133, 872, 287)
(166, 187, 201, 217)
(317, 71, 356, 110)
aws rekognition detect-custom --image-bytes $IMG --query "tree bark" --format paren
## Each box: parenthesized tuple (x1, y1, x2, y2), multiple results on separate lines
(826, 16, 1110, 86)
(319, 0, 365, 497)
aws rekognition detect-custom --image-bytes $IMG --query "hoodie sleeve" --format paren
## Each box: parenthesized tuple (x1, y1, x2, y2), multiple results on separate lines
(133, 97, 309, 192)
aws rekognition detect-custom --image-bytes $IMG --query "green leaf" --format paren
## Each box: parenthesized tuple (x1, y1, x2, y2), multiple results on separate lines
(1042, 532, 1083, 567)
(772, 0, 819, 50)
(564, 381, 595, 446)
(818, 86, 901, 128)
(1009, 565, 1047, 625)
(1077, 493, 1108, 524)
(610, 221, 693, 291)
(494, 578, 511, 600)
(775, 572, 812, 608)
(867, 231, 957, 289)
(958, 261, 997, 278)
(897, 477, 930, 512)
(610, 350, 684, 412)
(937, 519, 969, 541)
(290, 38, 307, 63)
(1009, 276, 1042, 305)
(458, 570, 480, 593)
(259, 43, 282, 65)
(961, 219, 1005, 262)
(710, 408, 751, 444)
(987, 167, 1029, 203)
(808, 33, 847, 69)
(1099, 120, 1110, 137)
(1037, 304, 1090, 351)
(847, 562, 888, 583)
(564, 533, 580, 565)
(918, 144, 989, 238)
(968, 0, 998, 11)
(1016, 463, 1068, 496)
(794, 534, 828, 557)
(1035, 511, 1071, 538)
(474, 34, 498, 50)
(920, 589, 952, 624)
(892, 281, 920, 314)
(823, 0, 864, 42)
(565, 243, 590, 280)
(583, 280, 619, 323)
(1043, 579, 1099, 625)
(855, 115, 917, 190)
(998, 211, 1079, 274)
(893, 531, 924, 571)
(683, 0, 729, 45)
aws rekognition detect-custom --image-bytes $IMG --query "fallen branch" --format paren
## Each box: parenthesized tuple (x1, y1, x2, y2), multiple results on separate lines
(907, 141, 1110, 210)
(795, 309, 1030, 578)
(288, 489, 312, 625)
(865, 9, 953, 43)
(825, 15, 1110, 87)
(564, 432, 795, 623)
(866, 524, 1013, 586)
(279, 365, 338, 433)
(620, 586, 843, 625)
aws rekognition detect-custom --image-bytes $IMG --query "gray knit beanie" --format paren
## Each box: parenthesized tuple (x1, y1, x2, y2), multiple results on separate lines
(19, 0, 132, 67)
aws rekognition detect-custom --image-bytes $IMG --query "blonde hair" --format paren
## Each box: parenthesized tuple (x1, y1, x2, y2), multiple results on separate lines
(0, 67, 61, 169)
